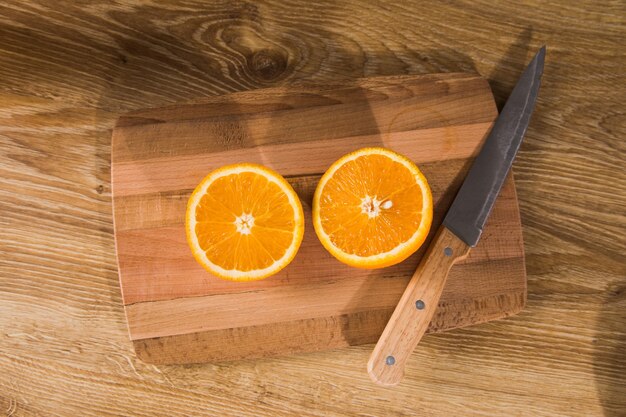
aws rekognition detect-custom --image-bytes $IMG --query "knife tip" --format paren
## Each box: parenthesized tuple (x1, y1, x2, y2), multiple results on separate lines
(533, 46, 546, 71)
(536, 45, 546, 55)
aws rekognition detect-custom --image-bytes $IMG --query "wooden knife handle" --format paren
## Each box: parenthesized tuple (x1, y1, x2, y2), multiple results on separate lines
(367, 226, 471, 386)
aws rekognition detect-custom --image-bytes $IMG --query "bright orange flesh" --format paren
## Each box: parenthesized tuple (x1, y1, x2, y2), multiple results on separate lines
(186, 164, 304, 281)
(313, 147, 433, 268)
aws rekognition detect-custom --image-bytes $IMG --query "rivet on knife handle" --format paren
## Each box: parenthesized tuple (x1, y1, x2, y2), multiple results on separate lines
(367, 226, 470, 386)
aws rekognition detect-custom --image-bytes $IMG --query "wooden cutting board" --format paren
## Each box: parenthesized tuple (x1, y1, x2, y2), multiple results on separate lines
(111, 73, 526, 365)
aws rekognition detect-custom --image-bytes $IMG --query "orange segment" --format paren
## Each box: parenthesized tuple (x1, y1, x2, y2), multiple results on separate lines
(186, 163, 304, 281)
(313, 147, 433, 268)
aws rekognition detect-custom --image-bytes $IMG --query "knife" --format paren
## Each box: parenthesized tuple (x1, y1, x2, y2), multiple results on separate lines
(368, 46, 545, 386)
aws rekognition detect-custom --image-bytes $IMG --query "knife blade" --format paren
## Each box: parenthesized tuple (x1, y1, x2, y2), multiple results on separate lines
(368, 47, 545, 386)
(444, 47, 545, 246)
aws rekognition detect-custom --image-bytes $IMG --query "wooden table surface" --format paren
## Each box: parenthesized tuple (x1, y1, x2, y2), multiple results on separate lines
(1, 1, 624, 416)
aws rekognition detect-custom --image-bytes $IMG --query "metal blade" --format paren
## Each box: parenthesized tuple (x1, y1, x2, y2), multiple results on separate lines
(443, 46, 545, 247)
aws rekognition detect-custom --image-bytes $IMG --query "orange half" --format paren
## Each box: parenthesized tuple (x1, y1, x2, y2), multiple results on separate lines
(186, 163, 304, 281)
(313, 147, 433, 268)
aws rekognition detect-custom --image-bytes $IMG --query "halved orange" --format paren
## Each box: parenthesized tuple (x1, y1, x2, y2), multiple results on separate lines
(186, 163, 304, 281)
(313, 147, 433, 268)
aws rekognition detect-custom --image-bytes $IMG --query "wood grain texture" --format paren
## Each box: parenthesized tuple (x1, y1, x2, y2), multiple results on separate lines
(0, 0, 624, 416)
(368, 227, 471, 386)
(111, 74, 528, 361)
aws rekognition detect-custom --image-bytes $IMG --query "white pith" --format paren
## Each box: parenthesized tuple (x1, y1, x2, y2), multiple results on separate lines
(360, 195, 393, 218)
(234, 213, 255, 235)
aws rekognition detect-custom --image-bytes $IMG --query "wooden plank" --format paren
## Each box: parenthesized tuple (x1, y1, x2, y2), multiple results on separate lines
(116, 73, 483, 123)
